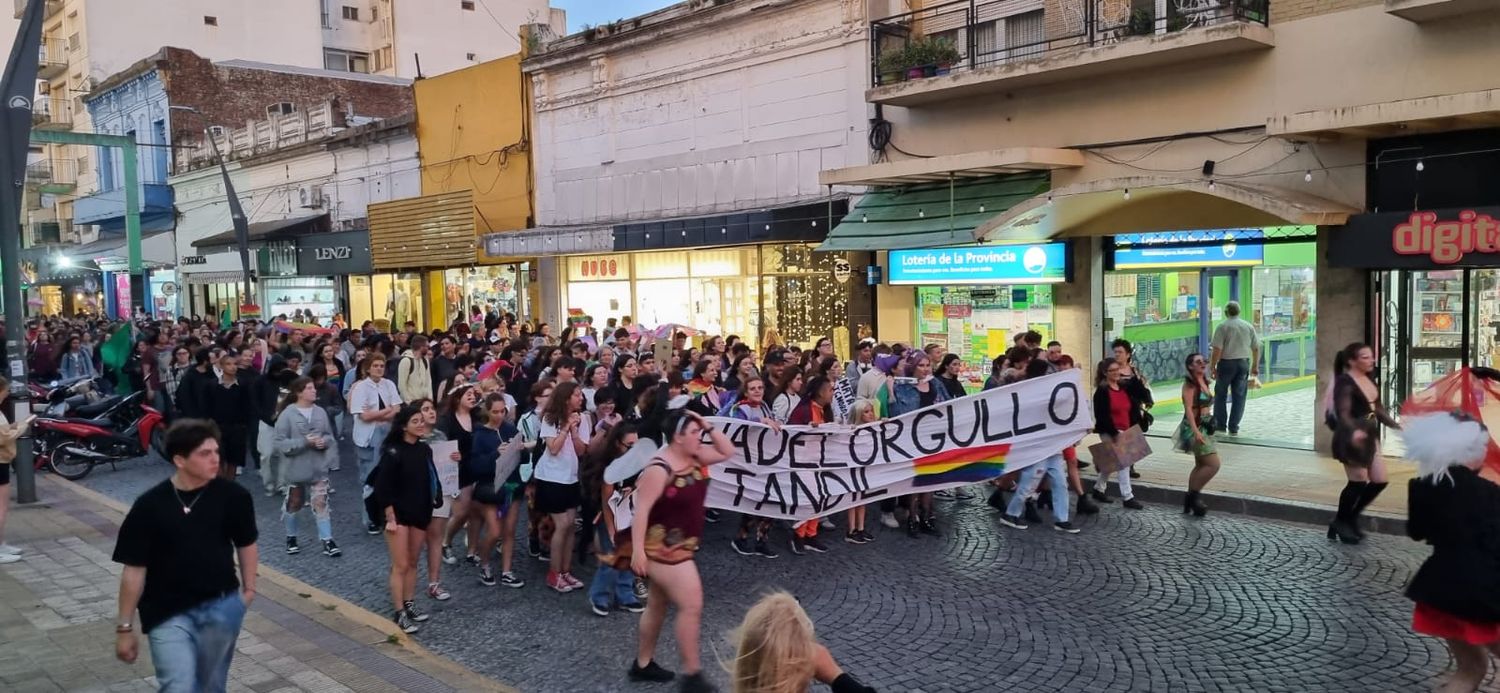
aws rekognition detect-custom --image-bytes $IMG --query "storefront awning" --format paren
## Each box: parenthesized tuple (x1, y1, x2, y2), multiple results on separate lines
(819, 173, 1049, 251)
(978, 176, 1357, 243)
(481, 225, 612, 261)
(191, 214, 330, 250)
(818, 148, 1085, 187)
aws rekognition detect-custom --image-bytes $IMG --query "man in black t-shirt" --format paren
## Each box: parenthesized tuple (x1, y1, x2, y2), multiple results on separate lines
(113, 419, 259, 693)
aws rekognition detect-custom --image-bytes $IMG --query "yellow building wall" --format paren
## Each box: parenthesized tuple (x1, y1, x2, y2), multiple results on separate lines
(414, 55, 533, 256)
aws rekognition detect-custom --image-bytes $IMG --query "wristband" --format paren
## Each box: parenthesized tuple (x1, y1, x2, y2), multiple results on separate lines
(115, 623, 133, 633)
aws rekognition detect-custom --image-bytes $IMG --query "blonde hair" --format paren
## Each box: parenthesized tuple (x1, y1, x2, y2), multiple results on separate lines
(731, 592, 816, 693)
(849, 397, 878, 424)
(760, 327, 784, 352)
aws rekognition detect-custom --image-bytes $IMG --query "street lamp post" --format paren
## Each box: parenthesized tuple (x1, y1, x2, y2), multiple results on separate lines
(170, 106, 254, 313)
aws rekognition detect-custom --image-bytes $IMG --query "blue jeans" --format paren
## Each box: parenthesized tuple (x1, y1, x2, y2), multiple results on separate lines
(1213, 358, 1249, 433)
(588, 524, 638, 608)
(147, 591, 246, 693)
(1008, 454, 1069, 522)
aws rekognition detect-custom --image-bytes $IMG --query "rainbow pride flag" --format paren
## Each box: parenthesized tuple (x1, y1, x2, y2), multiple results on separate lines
(911, 442, 1011, 487)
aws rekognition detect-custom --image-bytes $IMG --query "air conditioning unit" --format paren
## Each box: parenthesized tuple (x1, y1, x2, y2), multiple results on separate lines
(297, 183, 325, 209)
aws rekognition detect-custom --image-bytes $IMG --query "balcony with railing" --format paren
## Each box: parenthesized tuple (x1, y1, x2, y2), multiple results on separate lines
(36, 37, 66, 79)
(13, 0, 64, 20)
(31, 96, 72, 130)
(25, 157, 76, 192)
(868, 0, 1273, 106)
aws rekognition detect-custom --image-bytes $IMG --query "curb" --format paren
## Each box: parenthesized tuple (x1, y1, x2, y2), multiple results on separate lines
(1108, 480, 1407, 536)
(48, 475, 516, 693)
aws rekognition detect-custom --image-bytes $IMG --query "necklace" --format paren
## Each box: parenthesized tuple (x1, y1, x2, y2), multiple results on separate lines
(171, 483, 207, 515)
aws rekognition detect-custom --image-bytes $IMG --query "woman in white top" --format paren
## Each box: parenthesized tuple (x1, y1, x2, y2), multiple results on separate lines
(770, 368, 804, 425)
(273, 377, 340, 557)
(350, 354, 403, 533)
(534, 380, 589, 593)
(581, 363, 610, 414)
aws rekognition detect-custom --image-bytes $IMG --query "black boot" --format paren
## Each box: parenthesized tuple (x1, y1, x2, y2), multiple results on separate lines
(1350, 482, 1388, 539)
(1183, 490, 1207, 517)
(1328, 481, 1366, 544)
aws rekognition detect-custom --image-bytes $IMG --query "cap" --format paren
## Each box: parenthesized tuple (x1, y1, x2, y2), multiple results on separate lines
(858, 337, 877, 348)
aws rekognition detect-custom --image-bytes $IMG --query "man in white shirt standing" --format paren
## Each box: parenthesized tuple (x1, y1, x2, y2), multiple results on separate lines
(1209, 300, 1260, 436)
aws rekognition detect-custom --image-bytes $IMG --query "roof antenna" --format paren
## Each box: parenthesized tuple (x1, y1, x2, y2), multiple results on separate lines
(413, 53, 424, 80)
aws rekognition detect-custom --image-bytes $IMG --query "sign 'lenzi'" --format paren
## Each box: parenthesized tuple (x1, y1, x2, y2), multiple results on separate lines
(702, 370, 1093, 521)
(313, 246, 352, 261)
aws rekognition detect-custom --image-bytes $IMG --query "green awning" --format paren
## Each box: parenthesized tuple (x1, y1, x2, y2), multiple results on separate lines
(819, 172, 1049, 251)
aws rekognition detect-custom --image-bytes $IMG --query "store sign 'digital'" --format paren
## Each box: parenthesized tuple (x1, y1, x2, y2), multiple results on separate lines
(887, 243, 1068, 285)
(1329, 207, 1500, 269)
(1112, 230, 1264, 270)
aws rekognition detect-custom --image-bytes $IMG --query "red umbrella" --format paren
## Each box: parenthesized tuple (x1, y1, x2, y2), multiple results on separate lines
(1401, 367, 1500, 480)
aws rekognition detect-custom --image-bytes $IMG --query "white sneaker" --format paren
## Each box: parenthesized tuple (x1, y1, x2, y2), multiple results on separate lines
(0, 553, 20, 564)
(879, 512, 899, 529)
(0, 543, 21, 556)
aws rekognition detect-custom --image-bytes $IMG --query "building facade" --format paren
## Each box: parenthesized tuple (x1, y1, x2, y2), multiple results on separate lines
(7, 0, 556, 313)
(171, 110, 418, 324)
(815, 0, 1500, 451)
(523, 0, 874, 349)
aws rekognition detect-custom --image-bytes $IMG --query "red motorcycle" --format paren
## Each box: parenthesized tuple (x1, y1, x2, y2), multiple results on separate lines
(33, 391, 166, 481)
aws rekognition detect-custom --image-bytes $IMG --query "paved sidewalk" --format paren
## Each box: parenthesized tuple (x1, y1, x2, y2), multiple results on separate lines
(0, 475, 511, 693)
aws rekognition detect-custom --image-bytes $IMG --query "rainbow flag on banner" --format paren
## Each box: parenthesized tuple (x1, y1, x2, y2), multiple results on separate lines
(911, 443, 1011, 487)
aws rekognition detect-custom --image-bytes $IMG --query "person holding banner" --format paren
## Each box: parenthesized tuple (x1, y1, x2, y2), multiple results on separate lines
(467, 394, 524, 588)
(438, 385, 481, 567)
(786, 377, 837, 554)
(843, 398, 880, 545)
(998, 362, 1081, 534)
(582, 422, 646, 617)
(1175, 353, 1220, 517)
(625, 408, 734, 691)
(727, 376, 781, 559)
(417, 399, 457, 602)
(1091, 359, 1146, 510)
(890, 353, 949, 537)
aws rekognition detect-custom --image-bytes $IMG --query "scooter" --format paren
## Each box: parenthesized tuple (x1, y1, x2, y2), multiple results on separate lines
(33, 391, 166, 481)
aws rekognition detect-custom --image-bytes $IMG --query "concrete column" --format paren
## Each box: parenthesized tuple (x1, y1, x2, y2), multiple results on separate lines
(538, 256, 563, 328)
(1314, 229, 1366, 454)
(1053, 237, 1104, 369)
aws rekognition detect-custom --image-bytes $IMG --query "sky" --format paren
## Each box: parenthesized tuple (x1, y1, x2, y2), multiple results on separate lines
(551, 0, 679, 33)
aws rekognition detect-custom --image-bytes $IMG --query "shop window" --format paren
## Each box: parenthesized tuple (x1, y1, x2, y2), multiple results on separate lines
(634, 250, 692, 280)
(915, 285, 1053, 392)
(262, 277, 337, 326)
(444, 264, 528, 328)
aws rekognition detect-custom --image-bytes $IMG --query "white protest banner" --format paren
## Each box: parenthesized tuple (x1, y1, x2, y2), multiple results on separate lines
(832, 377, 855, 424)
(608, 488, 636, 531)
(429, 440, 460, 497)
(704, 370, 1092, 521)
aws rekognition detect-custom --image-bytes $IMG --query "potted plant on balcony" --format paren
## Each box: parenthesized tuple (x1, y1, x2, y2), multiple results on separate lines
(1127, 8, 1155, 36)
(902, 40, 930, 80)
(878, 47, 908, 85)
(929, 37, 961, 76)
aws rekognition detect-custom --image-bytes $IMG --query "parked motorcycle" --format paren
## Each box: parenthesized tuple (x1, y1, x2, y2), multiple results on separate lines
(32, 391, 166, 480)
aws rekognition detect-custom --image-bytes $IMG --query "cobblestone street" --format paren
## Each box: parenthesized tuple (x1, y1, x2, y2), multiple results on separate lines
(77, 445, 1473, 693)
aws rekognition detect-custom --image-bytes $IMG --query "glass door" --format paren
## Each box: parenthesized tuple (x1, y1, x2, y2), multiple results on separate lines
(1409, 270, 1465, 392)
(1471, 270, 1500, 371)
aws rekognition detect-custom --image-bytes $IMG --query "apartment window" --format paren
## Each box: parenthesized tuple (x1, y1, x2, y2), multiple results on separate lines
(461, 1, 475, 9)
(66, 32, 80, 52)
(371, 5, 379, 21)
(267, 102, 296, 117)
(203, 15, 218, 26)
(323, 48, 370, 73)
(1004, 11, 1044, 61)
(341, 5, 359, 20)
